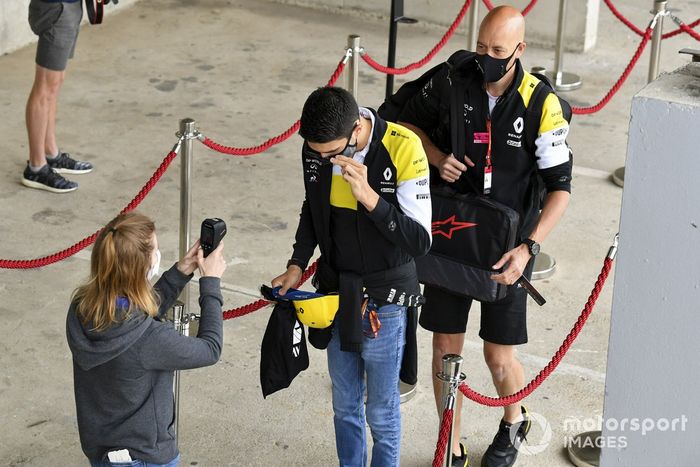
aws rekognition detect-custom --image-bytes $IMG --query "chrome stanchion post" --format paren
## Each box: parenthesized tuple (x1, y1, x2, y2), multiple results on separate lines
(171, 301, 185, 444)
(543, 0, 582, 91)
(613, 1, 667, 188)
(467, 0, 479, 52)
(347, 35, 361, 98)
(648, 0, 667, 83)
(178, 118, 197, 307)
(437, 354, 466, 467)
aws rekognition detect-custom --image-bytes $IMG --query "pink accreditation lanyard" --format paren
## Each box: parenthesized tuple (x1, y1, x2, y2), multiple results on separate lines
(484, 119, 493, 195)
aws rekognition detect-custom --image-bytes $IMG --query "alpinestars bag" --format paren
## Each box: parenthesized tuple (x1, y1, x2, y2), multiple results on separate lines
(415, 186, 519, 302)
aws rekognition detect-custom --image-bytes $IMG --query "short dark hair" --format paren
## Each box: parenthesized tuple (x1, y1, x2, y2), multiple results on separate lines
(299, 87, 359, 143)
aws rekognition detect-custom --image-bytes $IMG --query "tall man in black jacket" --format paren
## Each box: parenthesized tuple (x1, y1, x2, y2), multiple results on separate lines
(399, 6, 572, 467)
(271, 87, 432, 467)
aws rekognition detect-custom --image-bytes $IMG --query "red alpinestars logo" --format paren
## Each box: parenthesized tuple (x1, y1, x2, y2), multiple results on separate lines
(431, 215, 477, 239)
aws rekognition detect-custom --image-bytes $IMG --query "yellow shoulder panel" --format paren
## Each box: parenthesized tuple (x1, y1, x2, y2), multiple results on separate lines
(382, 122, 429, 182)
(518, 71, 541, 109)
(540, 93, 567, 134)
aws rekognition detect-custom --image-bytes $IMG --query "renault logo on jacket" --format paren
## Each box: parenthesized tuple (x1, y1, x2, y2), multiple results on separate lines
(383, 167, 392, 181)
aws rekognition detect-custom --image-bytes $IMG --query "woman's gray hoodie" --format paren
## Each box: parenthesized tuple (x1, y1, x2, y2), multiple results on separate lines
(66, 265, 223, 464)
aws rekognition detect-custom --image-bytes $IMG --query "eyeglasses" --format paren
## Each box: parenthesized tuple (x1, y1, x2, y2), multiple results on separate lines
(302, 124, 358, 165)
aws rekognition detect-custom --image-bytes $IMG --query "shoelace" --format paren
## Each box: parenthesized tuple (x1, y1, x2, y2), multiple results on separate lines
(46, 169, 74, 188)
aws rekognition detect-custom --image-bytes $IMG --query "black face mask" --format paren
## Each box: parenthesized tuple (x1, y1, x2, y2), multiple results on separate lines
(476, 44, 520, 83)
(302, 124, 358, 166)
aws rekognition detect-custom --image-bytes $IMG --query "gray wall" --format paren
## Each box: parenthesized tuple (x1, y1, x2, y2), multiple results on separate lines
(267, 0, 600, 51)
(0, 0, 140, 56)
(601, 62, 700, 465)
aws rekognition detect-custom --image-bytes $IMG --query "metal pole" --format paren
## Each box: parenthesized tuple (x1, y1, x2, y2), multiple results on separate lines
(386, 0, 399, 100)
(437, 354, 466, 467)
(467, 0, 479, 52)
(648, 1, 667, 83)
(552, 0, 567, 82)
(179, 118, 195, 309)
(171, 301, 185, 444)
(613, 1, 667, 188)
(544, 0, 582, 91)
(347, 35, 361, 99)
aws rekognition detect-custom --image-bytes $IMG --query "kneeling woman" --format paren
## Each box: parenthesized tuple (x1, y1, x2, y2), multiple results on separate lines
(67, 212, 226, 467)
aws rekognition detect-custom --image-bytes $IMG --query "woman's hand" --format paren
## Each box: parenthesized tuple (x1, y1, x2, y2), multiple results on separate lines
(176, 239, 201, 275)
(197, 241, 227, 278)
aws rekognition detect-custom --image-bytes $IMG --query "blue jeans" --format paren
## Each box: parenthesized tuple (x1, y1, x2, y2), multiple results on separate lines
(327, 301, 407, 467)
(90, 453, 180, 467)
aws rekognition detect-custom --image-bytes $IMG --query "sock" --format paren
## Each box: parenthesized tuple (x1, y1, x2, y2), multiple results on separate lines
(46, 150, 60, 160)
(28, 163, 47, 173)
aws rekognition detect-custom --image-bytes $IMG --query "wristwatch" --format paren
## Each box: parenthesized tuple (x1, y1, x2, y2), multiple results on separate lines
(522, 238, 541, 257)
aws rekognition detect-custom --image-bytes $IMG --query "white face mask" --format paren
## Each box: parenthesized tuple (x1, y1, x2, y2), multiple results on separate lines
(147, 249, 161, 280)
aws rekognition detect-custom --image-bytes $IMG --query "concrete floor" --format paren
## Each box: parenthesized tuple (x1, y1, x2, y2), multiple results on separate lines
(0, 0, 697, 465)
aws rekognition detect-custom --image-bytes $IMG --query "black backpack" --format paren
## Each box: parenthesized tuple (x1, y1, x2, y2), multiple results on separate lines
(379, 52, 572, 172)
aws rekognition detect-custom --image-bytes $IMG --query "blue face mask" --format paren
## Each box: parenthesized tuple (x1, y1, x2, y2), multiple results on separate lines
(476, 43, 520, 83)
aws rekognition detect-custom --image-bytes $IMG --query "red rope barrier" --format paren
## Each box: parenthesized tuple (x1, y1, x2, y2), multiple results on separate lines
(602, 0, 645, 37)
(360, 0, 472, 75)
(432, 408, 454, 467)
(520, 0, 538, 17)
(677, 20, 700, 41)
(482, 0, 538, 16)
(458, 256, 614, 407)
(200, 56, 347, 156)
(603, 0, 700, 40)
(222, 260, 318, 320)
(0, 148, 179, 269)
(572, 27, 652, 115)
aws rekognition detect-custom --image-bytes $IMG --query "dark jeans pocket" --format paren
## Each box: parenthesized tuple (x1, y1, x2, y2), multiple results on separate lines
(28, 1, 64, 36)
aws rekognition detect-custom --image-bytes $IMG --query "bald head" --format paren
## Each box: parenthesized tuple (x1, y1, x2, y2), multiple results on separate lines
(475, 6, 526, 88)
(479, 6, 525, 45)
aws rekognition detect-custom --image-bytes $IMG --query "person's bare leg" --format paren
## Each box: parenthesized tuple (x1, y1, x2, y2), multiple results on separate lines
(26, 65, 64, 168)
(483, 341, 524, 423)
(432, 332, 466, 456)
(44, 71, 64, 158)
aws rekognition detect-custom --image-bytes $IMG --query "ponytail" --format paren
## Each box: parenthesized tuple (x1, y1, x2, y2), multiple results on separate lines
(73, 212, 159, 331)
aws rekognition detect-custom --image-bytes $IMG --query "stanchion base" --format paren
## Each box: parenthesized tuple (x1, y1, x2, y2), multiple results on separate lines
(612, 166, 625, 188)
(544, 71, 583, 92)
(400, 381, 417, 403)
(567, 430, 601, 467)
(532, 252, 557, 281)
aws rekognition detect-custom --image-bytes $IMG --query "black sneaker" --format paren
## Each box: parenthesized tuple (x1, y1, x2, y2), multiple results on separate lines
(22, 163, 78, 193)
(46, 152, 93, 174)
(481, 406, 531, 467)
(452, 442, 469, 467)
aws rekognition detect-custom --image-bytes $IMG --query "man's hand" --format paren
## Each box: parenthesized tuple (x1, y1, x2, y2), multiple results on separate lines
(176, 239, 200, 276)
(490, 244, 531, 286)
(331, 155, 380, 211)
(437, 154, 475, 183)
(271, 265, 303, 296)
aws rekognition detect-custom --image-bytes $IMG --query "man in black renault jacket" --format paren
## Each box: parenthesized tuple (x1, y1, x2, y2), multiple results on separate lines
(399, 6, 572, 467)
(271, 86, 432, 467)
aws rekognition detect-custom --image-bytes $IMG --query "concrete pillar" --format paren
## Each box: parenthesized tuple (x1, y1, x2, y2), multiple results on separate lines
(270, 0, 600, 52)
(0, 0, 140, 56)
(600, 62, 700, 465)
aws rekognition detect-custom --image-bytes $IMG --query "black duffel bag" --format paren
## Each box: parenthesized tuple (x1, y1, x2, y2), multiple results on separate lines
(416, 185, 519, 303)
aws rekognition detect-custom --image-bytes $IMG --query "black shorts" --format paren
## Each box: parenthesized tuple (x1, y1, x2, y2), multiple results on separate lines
(419, 259, 535, 345)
